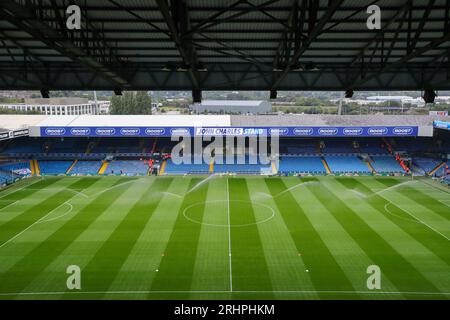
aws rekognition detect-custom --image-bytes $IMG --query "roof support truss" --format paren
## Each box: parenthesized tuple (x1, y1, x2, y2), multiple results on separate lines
(0, 0, 130, 89)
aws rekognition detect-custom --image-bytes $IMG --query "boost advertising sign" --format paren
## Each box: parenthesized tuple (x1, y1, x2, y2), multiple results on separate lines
(39, 126, 419, 137)
(195, 126, 419, 137)
(434, 121, 450, 130)
(40, 127, 194, 137)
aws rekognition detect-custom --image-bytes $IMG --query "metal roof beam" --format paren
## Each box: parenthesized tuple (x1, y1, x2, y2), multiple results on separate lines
(156, 0, 200, 89)
(271, 0, 344, 89)
(350, 30, 450, 89)
(19, 5, 450, 12)
(350, 0, 412, 66)
(0, 0, 130, 89)
(185, 0, 282, 36)
(409, 0, 436, 53)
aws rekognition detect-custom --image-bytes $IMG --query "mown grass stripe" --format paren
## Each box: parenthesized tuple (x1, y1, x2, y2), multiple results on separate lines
(101, 177, 191, 296)
(150, 178, 209, 293)
(0, 178, 62, 209)
(0, 177, 135, 294)
(229, 178, 273, 296)
(81, 178, 173, 293)
(337, 177, 450, 266)
(0, 178, 97, 245)
(264, 177, 355, 294)
(188, 177, 229, 295)
(394, 186, 448, 220)
(309, 180, 441, 295)
(244, 178, 317, 297)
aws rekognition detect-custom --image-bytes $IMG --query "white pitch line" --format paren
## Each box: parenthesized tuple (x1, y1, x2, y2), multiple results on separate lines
(439, 200, 450, 208)
(0, 200, 18, 213)
(0, 177, 43, 199)
(0, 290, 448, 297)
(383, 203, 421, 224)
(88, 178, 145, 198)
(25, 188, 88, 198)
(37, 202, 73, 223)
(226, 178, 233, 293)
(0, 177, 145, 250)
(380, 197, 449, 241)
(0, 201, 71, 250)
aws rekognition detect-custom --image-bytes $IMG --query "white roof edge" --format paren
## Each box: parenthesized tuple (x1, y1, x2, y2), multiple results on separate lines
(34, 115, 232, 127)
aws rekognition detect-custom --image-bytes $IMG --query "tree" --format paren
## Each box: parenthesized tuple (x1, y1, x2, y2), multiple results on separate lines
(110, 91, 152, 115)
(135, 91, 152, 114)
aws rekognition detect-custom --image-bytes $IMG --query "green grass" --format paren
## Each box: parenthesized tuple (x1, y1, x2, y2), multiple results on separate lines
(0, 175, 448, 300)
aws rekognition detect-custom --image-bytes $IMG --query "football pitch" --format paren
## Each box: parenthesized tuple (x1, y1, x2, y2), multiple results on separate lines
(0, 175, 448, 300)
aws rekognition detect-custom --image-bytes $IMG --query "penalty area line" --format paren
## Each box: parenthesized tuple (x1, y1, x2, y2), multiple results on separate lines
(381, 199, 449, 241)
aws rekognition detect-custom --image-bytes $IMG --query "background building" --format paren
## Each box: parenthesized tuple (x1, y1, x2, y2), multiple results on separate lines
(0, 98, 99, 115)
(91, 100, 111, 115)
(190, 100, 272, 114)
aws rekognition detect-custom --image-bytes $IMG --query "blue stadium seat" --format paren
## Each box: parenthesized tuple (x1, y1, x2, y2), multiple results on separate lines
(213, 155, 270, 174)
(165, 157, 210, 174)
(106, 160, 149, 176)
(39, 161, 73, 175)
(278, 156, 326, 174)
(70, 161, 102, 175)
(0, 161, 31, 183)
(325, 156, 371, 173)
(370, 156, 404, 173)
(0, 161, 30, 174)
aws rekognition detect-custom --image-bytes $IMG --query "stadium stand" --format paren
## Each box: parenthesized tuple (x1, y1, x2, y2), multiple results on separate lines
(325, 156, 372, 174)
(70, 161, 102, 175)
(0, 161, 31, 184)
(164, 155, 210, 174)
(358, 139, 388, 154)
(106, 160, 149, 176)
(39, 160, 73, 175)
(412, 157, 443, 174)
(278, 156, 326, 174)
(281, 139, 317, 154)
(432, 162, 448, 177)
(0, 114, 448, 179)
(321, 140, 356, 154)
(370, 156, 405, 173)
(0, 161, 30, 174)
(0, 172, 13, 184)
(45, 139, 87, 153)
(442, 175, 450, 186)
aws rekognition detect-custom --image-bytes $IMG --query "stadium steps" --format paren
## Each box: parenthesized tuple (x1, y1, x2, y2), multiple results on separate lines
(159, 160, 167, 175)
(429, 162, 446, 176)
(66, 160, 78, 174)
(98, 161, 109, 175)
(321, 157, 331, 174)
(34, 160, 40, 176)
(366, 159, 377, 174)
(271, 160, 278, 174)
(30, 160, 35, 176)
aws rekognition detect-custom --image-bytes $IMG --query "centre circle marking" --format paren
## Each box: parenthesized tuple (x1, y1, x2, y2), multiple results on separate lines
(183, 200, 275, 227)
